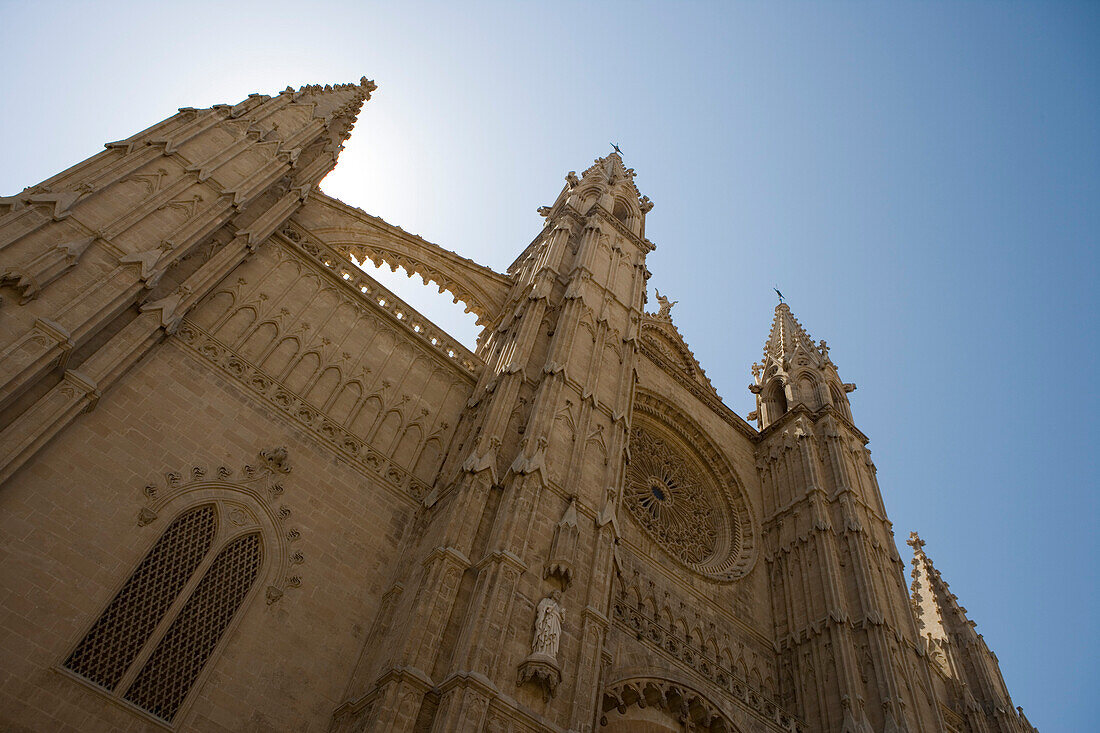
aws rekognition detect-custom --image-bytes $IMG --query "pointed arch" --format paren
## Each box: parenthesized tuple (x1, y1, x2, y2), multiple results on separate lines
(191, 290, 234, 331)
(62, 492, 276, 725)
(122, 532, 262, 722)
(329, 381, 363, 425)
(351, 394, 384, 438)
(306, 365, 342, 408)
(796, 372, 821, 410)
(283, 351, 321, 392)
(763, 378, 788, 423)
(240, 322, 279, 362)
(217, 305, 257, 348)
(372, 409, 404, 454)
(412, 436, 444, 484)
(392, 422, 423, 469)
(829, 381, 851, 420)
(64, 505, 217, 691)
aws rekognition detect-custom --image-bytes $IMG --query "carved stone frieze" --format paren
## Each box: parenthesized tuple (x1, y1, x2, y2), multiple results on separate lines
(173, 322, 431, 503)
(610, 599, 805, 732)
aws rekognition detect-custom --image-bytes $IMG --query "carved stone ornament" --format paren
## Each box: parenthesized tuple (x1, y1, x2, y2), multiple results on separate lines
(517, 591, 564, 700)
(134, 450, 303, 603)
(544, 498, 579, 588)
(623, 421, 748, 580)
(260, 445, 292, 473)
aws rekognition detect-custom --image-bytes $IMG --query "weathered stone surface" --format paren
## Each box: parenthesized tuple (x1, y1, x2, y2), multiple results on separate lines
(0, 81, 1037, 733)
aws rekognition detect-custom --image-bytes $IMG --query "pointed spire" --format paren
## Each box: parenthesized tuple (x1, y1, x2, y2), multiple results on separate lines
(750, 302, 847, 428)
(907, 532, 1034, 730)
(763, 302, 818, 361)
(576, 151, 652, 213)
(531, 150, 653, 244)
(907, 531, 956, 643)
(291, 76, 376, 123)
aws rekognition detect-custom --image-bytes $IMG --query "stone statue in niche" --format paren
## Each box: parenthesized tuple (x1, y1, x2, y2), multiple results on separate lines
(532, 590, 564, 657)
(517, 590, 565, 699)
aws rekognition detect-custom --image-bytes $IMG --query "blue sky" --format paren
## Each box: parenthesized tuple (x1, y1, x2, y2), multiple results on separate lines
(2, 1, 1096, 729)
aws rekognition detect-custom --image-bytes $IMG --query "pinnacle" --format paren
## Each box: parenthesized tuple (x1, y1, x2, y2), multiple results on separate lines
(291, 76, 377, 100)
(763, 301, 817, 361)
(908, 532, 972, 643)
(280, 77, 377, 156)
(577, 150, 651, 210)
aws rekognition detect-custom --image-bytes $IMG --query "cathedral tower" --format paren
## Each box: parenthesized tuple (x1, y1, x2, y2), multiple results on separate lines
(331, 152, 654, 731)
(0, 79, 1038, 733)
(752, 303, 944, 732)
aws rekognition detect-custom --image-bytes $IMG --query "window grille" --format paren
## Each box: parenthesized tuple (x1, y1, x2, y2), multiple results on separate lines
(64, 504, 216, 690)
(123, 532, 262, 722)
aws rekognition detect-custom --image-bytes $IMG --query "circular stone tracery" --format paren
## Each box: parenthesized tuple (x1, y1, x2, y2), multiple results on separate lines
(626, 392, 757, 581)
(626, 430, 719, 566)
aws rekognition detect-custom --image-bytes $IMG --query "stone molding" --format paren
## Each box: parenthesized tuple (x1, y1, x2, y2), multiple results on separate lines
(136, 449, 303, 602)
(277, 224, 481, 378)
(601, 672, 803, 733)
(172, 323, 430, 504)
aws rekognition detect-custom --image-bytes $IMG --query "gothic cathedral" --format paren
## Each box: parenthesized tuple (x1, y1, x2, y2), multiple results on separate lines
(0, 80, 1037, 732)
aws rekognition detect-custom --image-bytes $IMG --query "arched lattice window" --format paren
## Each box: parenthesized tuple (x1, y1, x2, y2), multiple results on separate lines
(63, 503, 264, 723)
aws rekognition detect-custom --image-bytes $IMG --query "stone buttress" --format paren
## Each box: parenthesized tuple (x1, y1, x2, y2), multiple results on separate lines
(752, 304, 944, 732)
(0, 79, 377, 482)
(330, 153, 653, 732)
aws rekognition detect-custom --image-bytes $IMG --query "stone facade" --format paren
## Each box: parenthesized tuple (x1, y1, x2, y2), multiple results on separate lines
(0, 80, 1038, 732)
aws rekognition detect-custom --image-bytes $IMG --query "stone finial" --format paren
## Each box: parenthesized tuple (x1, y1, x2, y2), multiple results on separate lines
(907, 531, 925, 551)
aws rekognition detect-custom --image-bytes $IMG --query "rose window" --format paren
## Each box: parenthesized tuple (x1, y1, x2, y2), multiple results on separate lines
(624, 425, 742, 578)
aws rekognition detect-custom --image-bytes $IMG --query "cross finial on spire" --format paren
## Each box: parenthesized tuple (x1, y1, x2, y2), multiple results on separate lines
(774, 286, 784, 303)
(610, 142, 623, 155)
(907, 531, 926, 551)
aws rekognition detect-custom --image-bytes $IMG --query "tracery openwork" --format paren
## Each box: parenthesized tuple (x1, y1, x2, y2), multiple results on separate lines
(625, 428, 718, 565)
(625, 392, 758, 581)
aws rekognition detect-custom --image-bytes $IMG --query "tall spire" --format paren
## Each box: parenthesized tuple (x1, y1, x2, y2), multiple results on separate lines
(534, 151, 653, 242)
(763, 302, 818, 361)
(907, 533, 1038, 733)
(0, 77, 377, 440)
(749, 302, 853, 429)
(907, 532, 963, 645)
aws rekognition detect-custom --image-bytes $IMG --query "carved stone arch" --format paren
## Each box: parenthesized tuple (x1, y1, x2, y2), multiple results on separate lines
(412, 436, 445, 485)
(575, 184, 602, 212)
(600, 676, 740, 732)
(63, 461, 296, 727)
(658, 604, 676, 630)
(393, 422, 423, 468)
(216, 304, 257, 347)
(793, 369, 822, 410)
(372, 408, 405, 453)
(762, 378, 789, 423)
(612, 192, 639, 221)
(300, 207, 511, 326)
(140, 481, 295, 597)
(628, 391, 759, 581)
(828, 380, 851, 420)
(284, 350, 321, 392)
(191, 288, 236, 330)
(240, 321, 280, 362)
